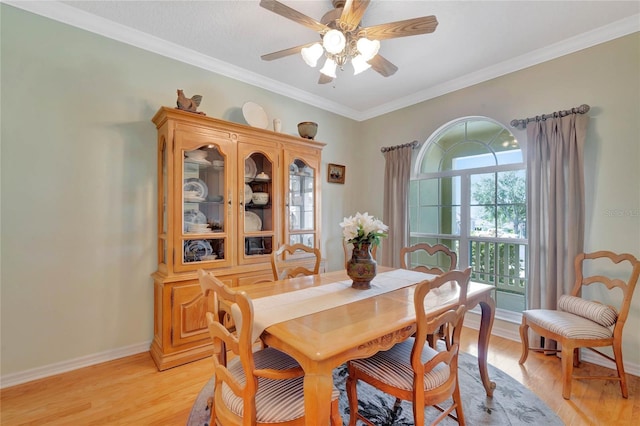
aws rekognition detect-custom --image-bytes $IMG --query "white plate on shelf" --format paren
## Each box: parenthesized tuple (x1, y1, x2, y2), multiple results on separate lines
(184, 196, 205, 202)
(244, 184, 253, 204)
(183, 178, 208, 199)
(185, 157, 211, 166)
(242, 101, 268, 129)
(184, 209, 207, 231)
(245, 157, 257, 180)
(183, 240, 213, 261)
(245, 211, 262, 232)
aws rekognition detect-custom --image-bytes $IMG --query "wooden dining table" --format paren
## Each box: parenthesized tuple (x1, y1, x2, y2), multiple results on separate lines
(233, 266, 496, 426)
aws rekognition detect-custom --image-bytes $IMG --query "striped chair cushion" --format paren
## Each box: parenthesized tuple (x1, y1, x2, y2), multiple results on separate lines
(349, 338, 450, 391)
(523, 309, 614, 339)
(558, 295, 618, 327)
(221, 347, 339, 422)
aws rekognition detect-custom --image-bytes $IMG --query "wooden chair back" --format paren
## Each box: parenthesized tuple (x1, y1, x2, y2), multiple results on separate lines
(342, 240, 377, 269)
(199, 269, 307, 425)
(400, 243, 457, 275)
(570, 250, 640, 339)
(271, 243, 321, 280)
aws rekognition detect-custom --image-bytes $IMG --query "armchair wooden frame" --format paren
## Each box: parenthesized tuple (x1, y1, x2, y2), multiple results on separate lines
(198, 269, 342, 425)
(346, 268, 471, 425)
(519, 251, 640, 399)
(271, 243, 321, 281)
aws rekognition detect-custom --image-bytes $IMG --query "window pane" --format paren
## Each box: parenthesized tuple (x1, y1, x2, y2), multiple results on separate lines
(497, 170, 526, 203)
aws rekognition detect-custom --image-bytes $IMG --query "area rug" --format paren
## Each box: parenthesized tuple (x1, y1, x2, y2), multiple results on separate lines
(187, 351, 563, 425)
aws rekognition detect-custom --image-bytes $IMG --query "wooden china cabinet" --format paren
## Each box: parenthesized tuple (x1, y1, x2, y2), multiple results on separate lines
(150, 107, 324, 370)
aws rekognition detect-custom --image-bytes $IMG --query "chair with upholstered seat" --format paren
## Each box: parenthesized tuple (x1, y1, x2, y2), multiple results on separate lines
(346, 268, 471, 426)
(401, 242, 458, 347)
(270, 243, 321, 281)
(343, 239, 378, 269)
(400, 242, 458, 275)
(519, 251, 640, 400)
(198, 269, 342, 426)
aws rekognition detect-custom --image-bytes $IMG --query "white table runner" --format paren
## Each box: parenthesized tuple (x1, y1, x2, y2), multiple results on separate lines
(234, 269, 436, 342)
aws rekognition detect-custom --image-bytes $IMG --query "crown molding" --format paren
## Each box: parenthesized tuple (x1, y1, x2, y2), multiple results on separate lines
(4, 0, 638, 122)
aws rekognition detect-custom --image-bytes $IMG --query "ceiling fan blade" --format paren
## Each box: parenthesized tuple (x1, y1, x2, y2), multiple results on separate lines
(362, 15, 438, 40)
(340, 0, 370, 30)
(260, 0, 328, 33)
(261, 42, 316, 61)
(318, 74, 333, 84)
(368, 54, 398, 77)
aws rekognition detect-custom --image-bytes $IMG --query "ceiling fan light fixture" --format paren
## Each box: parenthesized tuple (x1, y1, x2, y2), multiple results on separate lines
(319, 58, 337, 78)
(356, 37, 380, 61)
(322, 29, 346, 54)
(301, 43, 324, 67)
(351, 55, 371, 75)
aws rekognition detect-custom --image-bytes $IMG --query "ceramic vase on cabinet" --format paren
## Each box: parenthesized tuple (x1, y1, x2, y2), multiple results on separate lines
(346, 243, 377, 289)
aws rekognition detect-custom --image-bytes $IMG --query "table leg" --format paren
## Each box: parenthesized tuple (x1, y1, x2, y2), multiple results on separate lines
(303, 369, 333, 426)
(477, 296, 497, 396)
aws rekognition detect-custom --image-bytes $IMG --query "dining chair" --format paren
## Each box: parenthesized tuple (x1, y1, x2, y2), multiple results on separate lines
(343, 239, 378, 269)
(270, 243, 321, 280)
(346, 267, 471, 426)
(519, 250, 640, 400)
(401, 243, 458, 347)
(400, 242, 458, 275)
(198, 269, 342, 426)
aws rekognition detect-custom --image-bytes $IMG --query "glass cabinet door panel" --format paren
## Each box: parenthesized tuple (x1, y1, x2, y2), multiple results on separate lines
(240, 146, 278, 263)
(289, 159, 315, 232)
(289, 233, 316, 248)
(181, 145, 228, 265)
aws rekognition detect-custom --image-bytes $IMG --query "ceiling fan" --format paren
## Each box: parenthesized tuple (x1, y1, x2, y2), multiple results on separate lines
(259, 0, 438, 84)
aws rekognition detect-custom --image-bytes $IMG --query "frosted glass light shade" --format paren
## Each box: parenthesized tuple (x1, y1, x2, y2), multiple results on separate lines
(356, 37, 380, 61)
(322, 29, 346, 54)
(319, 58, 337, 78)
(351, 55, 371, 75)
(301, 43, 324, 67)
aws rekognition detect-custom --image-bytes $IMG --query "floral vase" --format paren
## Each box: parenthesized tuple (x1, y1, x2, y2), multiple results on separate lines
(347, 243, 377, 289)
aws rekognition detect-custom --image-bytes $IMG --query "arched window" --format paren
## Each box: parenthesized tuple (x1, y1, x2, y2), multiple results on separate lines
(409, 117, 527, 314)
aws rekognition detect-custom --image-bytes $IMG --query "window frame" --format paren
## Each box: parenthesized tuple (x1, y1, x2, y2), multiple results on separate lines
(410, 116, 527, 318)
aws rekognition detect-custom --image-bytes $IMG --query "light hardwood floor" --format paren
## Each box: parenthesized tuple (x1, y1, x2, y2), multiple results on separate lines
(1, 328, 638, 425)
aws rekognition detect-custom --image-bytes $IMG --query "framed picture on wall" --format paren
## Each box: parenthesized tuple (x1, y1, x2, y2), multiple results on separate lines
(327, 163, 346, 184)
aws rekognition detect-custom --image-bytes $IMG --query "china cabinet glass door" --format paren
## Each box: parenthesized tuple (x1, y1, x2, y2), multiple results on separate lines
(287, 157, 318, 249)
(174, 130, 234, 272)
(238, 144, 278, 264)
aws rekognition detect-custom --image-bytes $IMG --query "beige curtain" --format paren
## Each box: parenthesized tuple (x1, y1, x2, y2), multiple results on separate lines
(381, 145, 413, 267)
(527, 114, 589, 325)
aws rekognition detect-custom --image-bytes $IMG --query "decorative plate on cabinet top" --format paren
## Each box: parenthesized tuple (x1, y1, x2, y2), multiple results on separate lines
(242, 101, 268, 129)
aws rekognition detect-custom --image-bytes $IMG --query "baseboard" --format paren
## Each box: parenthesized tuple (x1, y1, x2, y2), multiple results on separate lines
(0, 341, 151, 389)
(463, 311, 640, 377)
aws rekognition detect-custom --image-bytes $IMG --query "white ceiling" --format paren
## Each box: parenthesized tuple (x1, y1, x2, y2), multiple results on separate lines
(9, 1, 639, 120)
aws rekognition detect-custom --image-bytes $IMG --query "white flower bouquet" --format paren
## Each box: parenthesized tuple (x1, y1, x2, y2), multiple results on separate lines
(340, 212, 388, 248)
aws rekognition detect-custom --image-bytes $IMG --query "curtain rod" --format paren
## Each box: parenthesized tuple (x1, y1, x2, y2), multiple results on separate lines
(380, 140, 418, 153)
(510, 104, 590, 129)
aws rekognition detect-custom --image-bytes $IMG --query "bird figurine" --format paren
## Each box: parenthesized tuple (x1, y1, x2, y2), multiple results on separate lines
(176, 89, 205, 115)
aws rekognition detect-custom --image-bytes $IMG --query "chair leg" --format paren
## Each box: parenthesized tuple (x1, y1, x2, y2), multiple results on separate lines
(452, 380, 466, 425)
(561, 344, 575, 399)
(346, 363, 360, 426)
(518, 319, 530, 364)
(613, 339, 629, 398)
(330, 398, 343, 425)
